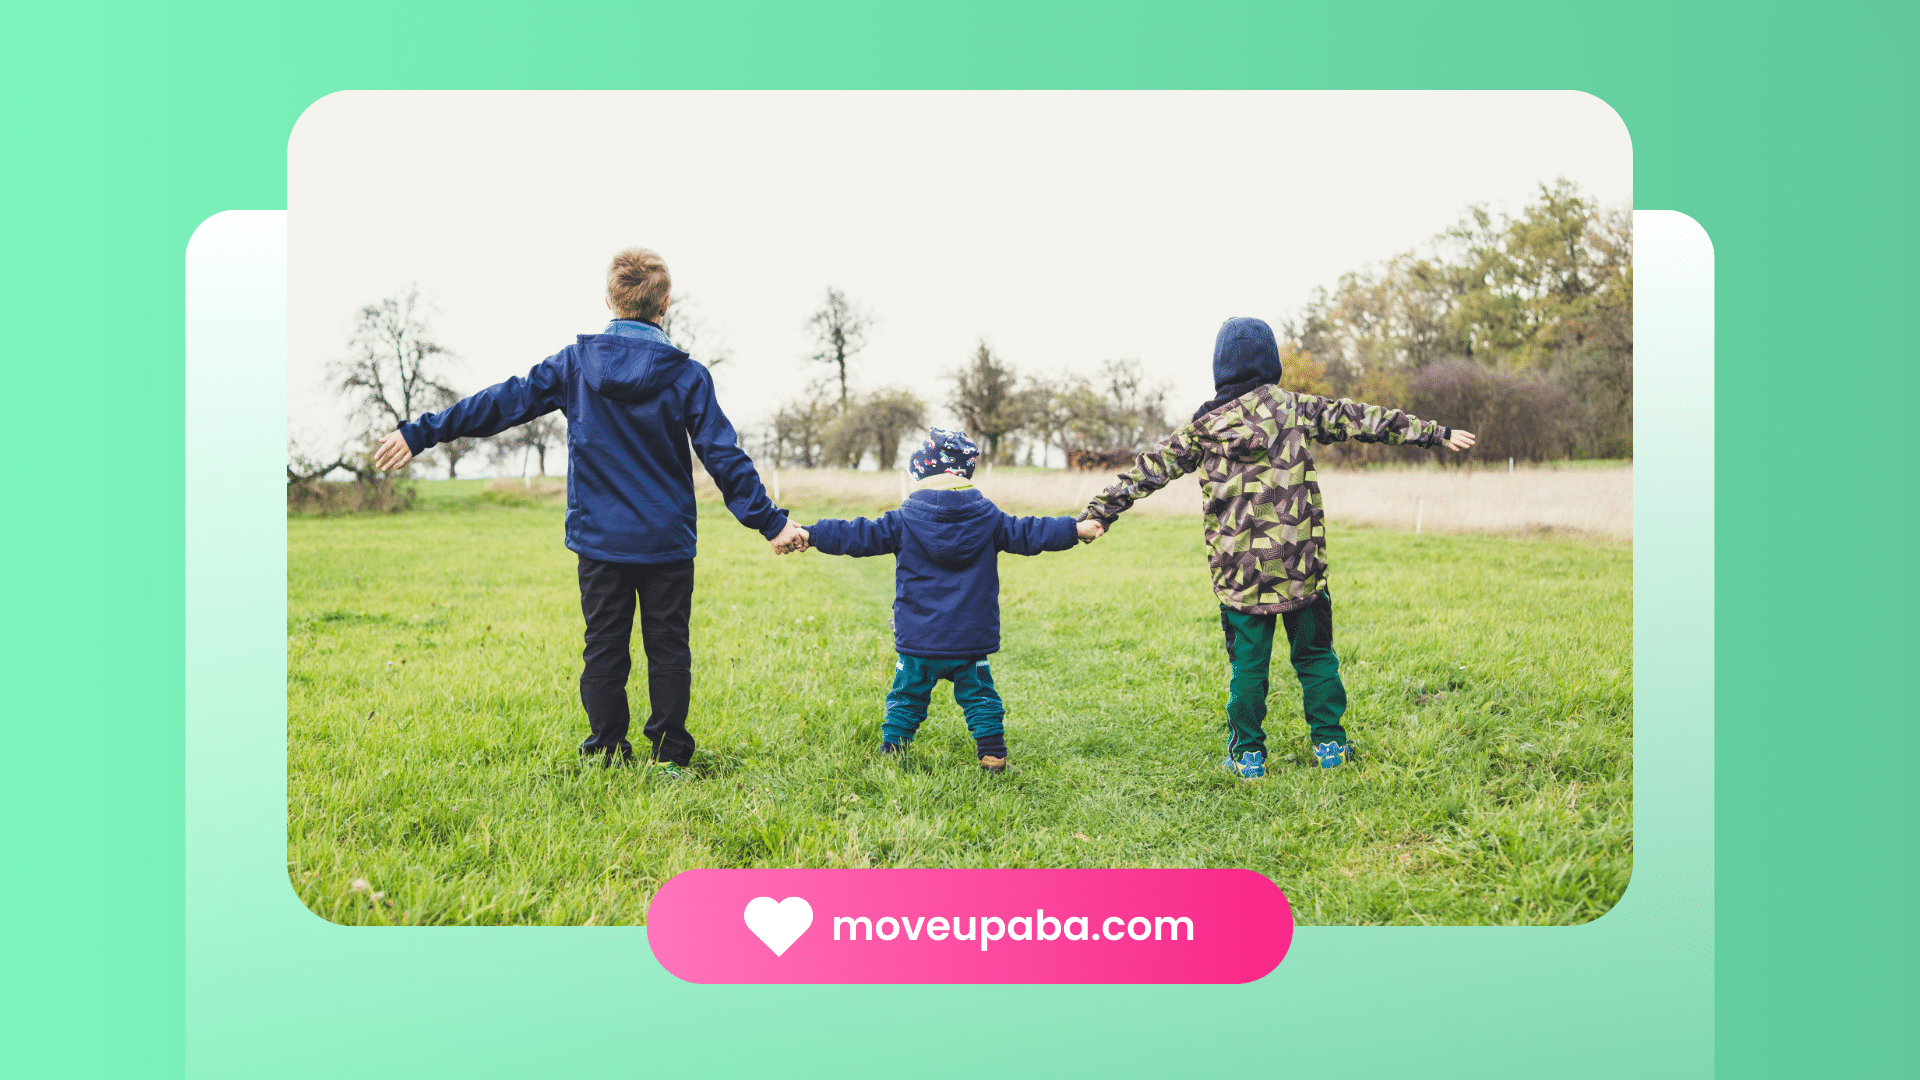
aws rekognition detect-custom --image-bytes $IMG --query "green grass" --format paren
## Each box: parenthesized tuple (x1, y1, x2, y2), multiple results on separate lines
(288, 483, 1631, 926)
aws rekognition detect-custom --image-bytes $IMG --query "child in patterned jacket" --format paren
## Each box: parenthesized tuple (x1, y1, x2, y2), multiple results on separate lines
(1079, 317, 1476, 777)
(777, 429, 1101, 772)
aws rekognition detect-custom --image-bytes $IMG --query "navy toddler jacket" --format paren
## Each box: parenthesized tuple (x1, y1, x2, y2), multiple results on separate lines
(806, 488, 1078, 659)
(398, 320, 787, 564)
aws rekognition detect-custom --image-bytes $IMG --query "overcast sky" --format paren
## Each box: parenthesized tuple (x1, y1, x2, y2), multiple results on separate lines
(289, 91, 1630, 476)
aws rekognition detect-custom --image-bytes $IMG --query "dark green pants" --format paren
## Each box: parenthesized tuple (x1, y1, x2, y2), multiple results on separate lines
(883, 654, 1008, 758)
(1220, 592, 1349, 755)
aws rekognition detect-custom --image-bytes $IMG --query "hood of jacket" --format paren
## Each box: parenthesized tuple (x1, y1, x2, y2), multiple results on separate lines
(897, 487, 1000, 568)
(577, 333, 690, 404)
(1212, 317, 1282, 391)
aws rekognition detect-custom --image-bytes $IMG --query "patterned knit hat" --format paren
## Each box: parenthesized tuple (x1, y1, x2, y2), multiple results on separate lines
(908, 428, 980, 481)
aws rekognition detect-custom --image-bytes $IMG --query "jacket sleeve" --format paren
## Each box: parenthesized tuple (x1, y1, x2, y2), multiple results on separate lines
(684, 366, 790, 540)
(805, 513, 903, 558)
(399, 351, 567, 453)
(996, 514, 1079, 556)
(1081, 425, 1208, 526)
(1297, 394, 1447, 447)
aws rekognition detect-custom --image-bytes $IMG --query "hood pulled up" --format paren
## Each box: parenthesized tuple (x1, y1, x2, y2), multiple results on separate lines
(1212, 317, 1282, 392)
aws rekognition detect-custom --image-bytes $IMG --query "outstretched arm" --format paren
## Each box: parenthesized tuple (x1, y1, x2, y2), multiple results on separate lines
(996, 514, 1080, 556)
(685, 368, 792, 542)
(1080, 426, 1206, 528)
(1297, 393, 1450, 448)
(377, 352, 569, 471)
(804, 513, 904, 558)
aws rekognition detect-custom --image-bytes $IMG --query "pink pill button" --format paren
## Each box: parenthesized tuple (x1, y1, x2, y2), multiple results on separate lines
(647, 868, 1293, 984)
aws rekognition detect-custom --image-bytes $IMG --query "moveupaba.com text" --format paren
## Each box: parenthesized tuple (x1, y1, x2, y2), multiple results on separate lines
(830, 910, 1194, 951)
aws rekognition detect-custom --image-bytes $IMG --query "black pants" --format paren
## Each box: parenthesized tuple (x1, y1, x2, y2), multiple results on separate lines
(576, 555, 696, 765)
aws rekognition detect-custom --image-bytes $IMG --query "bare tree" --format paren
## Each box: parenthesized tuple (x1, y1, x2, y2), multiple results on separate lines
(662, 292, 733, 370)
(805, 287, 873, 409)
(946, 341, 1025, 464)
(330, 285, 457, 440)
(1022, 373, 1087, 468)
(419, 385, 479, 479)
(521, 414, 566, 476)
(1097, 359, 1172, 450)
(490, 414, 567, 478)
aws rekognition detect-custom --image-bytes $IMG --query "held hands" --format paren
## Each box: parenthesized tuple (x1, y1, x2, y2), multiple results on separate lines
(771, 521, 810, 555)
(1444, 429, 1478, 452)
(1076, 518, 1106, 544)
(374, 431, 414, 472)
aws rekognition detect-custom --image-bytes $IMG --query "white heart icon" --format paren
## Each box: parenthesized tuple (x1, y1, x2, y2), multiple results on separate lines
(742, 896, 814, 957)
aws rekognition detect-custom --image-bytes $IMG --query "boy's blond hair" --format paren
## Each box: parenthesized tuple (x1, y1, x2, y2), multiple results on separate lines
(606, 247, 672, 323)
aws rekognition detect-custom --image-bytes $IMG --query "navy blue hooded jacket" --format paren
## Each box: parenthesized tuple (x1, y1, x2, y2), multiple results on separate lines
(806, 488, 1078, 659)
(398, 319, 787, 564)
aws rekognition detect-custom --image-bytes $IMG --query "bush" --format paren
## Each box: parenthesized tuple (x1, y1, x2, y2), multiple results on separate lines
(1406, 361, 1574, 465)
(287, 474, 415, 516)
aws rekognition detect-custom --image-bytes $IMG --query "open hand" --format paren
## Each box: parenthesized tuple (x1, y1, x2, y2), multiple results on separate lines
(771, 521, 810, 555)
(1076, 519, 1106, 544)
(374, 430, 414, 472)
(1444, 429, 1477, 452)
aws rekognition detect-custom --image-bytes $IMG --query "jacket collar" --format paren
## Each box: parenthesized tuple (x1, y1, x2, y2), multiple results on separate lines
(604, 318, 670, 344)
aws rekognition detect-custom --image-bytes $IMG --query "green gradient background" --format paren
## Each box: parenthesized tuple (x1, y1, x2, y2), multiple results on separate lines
(7, 3, 1908, 1077)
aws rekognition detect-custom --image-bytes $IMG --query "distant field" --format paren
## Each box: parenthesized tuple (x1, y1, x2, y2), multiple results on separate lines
(710, 462, 1632, 540)
(289, 482, 1630, 926)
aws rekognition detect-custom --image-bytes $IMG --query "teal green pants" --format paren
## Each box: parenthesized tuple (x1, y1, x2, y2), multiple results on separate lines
(1221, 592, 1349, 755)
(883, 654, 1008, 758)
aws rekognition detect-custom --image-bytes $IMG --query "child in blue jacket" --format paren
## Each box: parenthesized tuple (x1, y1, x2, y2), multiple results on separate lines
(786, 429, 1100, 772)
(372, 248, 806, 775)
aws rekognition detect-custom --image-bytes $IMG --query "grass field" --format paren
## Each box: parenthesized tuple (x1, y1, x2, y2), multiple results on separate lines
(289, 480, 1631, 926)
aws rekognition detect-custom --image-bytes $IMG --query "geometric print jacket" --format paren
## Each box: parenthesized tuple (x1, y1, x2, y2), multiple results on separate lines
(1081, 383, 1448, 614)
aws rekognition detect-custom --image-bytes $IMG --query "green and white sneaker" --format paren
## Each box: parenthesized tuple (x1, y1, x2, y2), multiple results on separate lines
(652, 762, 693, 781)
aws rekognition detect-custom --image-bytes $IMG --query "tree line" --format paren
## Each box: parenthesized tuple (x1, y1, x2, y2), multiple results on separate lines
(762, 289, 1175, 470)
(294, 177, 1628, 512)
(1282, 178, 1631, 465)
(766, 179, 1628, 472)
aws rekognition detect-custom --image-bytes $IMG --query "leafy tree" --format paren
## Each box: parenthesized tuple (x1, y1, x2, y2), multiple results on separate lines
(854, 387, 929, 469)
(1275, 342, 1334, 397)
(804, 287, 872, 409)
(1289, 179, 1630, 462)
(946, 341, 1024, 464)
(768, 381, 839, 467)
(1020, 374, 1081, 467)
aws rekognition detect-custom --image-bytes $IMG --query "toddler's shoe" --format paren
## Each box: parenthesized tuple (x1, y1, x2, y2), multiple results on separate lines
(1312, 741, 1352, 770)
(879, 741, 908, 757)
(1222, 750, 1266, 779)
(978, 755, 1008, 775)
(651, 761, 693, 781)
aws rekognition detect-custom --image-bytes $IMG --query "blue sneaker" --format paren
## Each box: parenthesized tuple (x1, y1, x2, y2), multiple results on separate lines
(1222, 750, 1266, 779)
(1312, 741, 1352, 769)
